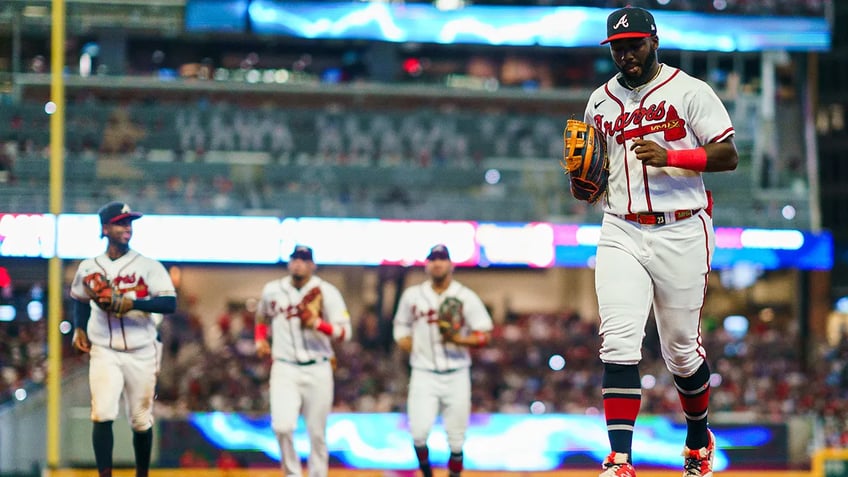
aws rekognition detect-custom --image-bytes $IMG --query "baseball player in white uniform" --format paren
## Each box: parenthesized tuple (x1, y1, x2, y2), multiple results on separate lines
(393, 244, 493, 477)
(70, 202, 177, 477)
(254, 245, 352, 477)
(585, 7, 739, 477)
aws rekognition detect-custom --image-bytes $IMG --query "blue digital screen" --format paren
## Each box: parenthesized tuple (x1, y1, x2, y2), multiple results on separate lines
(180, 412, 785, 470)
(185, 0, 249, 32)
(246, 2, 830, 52)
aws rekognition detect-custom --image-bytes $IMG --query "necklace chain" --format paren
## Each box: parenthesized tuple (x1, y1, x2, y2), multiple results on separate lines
(627, 65, 662, 92)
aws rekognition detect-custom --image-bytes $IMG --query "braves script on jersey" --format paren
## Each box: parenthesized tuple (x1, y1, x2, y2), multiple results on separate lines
(71, 250, 175, 350)
(585, 64, 735, 214)
(393, 280, 493, 372)
(257, 276, 351, 363)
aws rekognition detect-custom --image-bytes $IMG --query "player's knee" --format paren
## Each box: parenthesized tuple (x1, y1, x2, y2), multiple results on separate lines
(129, 415, 153, 432)
(599, 338, 641, 364)
(664, 356, 702, 377)
(410, 428, 430, 445)
(273, 422, 298, 435)
(91, 407, 119, 422)
(447, 436, 465, 453)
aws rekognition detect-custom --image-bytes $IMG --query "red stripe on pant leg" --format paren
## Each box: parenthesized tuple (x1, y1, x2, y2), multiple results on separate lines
(603, 396, 641, 422)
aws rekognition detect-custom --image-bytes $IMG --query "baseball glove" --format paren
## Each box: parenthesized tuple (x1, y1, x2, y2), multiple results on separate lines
(82, 272, 133, 316)
(298, 286, 323, 328)
(437, 296, 463, 341)
(82, 272, 113, 311)
(561, 118, 609, 204)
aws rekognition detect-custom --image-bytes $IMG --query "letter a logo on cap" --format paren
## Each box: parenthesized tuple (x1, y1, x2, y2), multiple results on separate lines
(613, 14, 629, 30)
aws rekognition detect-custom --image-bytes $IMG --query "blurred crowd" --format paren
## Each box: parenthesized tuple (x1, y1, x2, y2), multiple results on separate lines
(2, 300, 848, 446)
(149, 305, 825, 419)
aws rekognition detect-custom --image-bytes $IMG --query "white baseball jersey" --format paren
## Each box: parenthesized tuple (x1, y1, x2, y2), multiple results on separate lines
(70, 250, 175, 351)
(585, 63, 735, 214)
(393, 280, 493, 372)
(257, 276, 352, 362)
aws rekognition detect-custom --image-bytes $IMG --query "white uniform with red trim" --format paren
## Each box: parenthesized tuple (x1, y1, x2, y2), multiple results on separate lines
(393, 280, 493, 452)
(257, 275, 351, 477)
(584, 63, 734, 375)
(70, 250, 175, 428)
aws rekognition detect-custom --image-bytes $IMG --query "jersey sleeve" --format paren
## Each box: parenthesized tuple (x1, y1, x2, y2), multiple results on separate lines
(321, 284, 352, 341)
(256, 285, 273, 322)
(392, 288, 414, 341)
(684, 80, 735, 145)
(145, 259, 176, 297)
(461, 290, 494, 332)
(69, 260, 97, 302)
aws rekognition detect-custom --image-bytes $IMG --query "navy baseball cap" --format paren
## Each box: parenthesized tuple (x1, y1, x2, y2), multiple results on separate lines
(98, 202, 142, 225)
(290, 245, 314, 261)
(601, 7, 657, 45)
(426, 244, 451, 261)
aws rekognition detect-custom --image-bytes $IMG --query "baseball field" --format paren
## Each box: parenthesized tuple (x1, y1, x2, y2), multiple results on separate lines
(44, 470, 816, 477)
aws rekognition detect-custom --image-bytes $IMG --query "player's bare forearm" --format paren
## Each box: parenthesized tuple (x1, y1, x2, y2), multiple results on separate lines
(631, 137, 737, 172)
(448, 331, 490, 348)
(702, 139, 738, 172)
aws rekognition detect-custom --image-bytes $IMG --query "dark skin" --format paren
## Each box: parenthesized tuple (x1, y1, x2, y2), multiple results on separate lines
(609, 36, 739, 173)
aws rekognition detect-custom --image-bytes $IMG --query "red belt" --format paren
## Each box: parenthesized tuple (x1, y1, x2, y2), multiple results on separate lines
(620, 209, 700, 225)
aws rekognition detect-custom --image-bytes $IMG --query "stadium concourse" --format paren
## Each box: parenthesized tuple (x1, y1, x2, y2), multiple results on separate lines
(41, 470, 816, 477)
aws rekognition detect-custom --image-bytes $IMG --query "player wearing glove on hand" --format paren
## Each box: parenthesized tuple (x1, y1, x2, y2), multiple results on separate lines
(393, 244, 493, 477)
(69, 201, 177, 477)
(574, 7, 739, 477)
(254, 245, 352, 477)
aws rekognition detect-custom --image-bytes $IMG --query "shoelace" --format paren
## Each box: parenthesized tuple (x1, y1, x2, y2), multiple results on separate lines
(683, 456, 706, 476)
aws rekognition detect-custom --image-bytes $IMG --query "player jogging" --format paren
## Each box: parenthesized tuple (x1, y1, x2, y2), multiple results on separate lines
(254, 245, 352, 477)
(393, 244, 493, 477)
(70, 201, 177, 477)
(585, 7, 738, 477)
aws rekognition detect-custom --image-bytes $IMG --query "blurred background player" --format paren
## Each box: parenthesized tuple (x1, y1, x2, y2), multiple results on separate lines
(585, 6, 738, 477)
(393, 244, 494, 477)
(254, 245, 352, 477)
(69, 201, 177, 477)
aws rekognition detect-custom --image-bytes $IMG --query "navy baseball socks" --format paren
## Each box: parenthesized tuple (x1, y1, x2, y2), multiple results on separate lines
(448, 450, 463, 477)
(414, 445, 433, 477)
(133, 428, 153, 477)
(92, 421, 113, 477)
(675, 361, 715, 477)
(600, 363, 641, 477)
(673, 361, 712, 449)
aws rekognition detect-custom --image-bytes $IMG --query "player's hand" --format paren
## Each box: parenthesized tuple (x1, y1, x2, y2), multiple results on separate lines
(396, 336, 412, 353)
(255, 338, 271, 358)
(73, 328, 91, 353)
(301, 313, 319, 329)
(630, 138, 668, 167)
(110, 293, 133, 317)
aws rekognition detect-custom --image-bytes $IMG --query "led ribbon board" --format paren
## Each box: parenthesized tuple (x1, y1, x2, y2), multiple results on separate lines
(0, 213, 833, 270)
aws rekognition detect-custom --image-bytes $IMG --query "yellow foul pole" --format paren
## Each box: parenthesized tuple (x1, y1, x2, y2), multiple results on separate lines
(47, 0, 66, 468)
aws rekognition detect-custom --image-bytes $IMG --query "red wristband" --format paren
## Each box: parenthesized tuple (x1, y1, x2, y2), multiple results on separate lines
(472, 331, 489, 346)
(315, 319, 334, 336)
(666, 147, 707, 171)
(255, 323, 268, 341)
